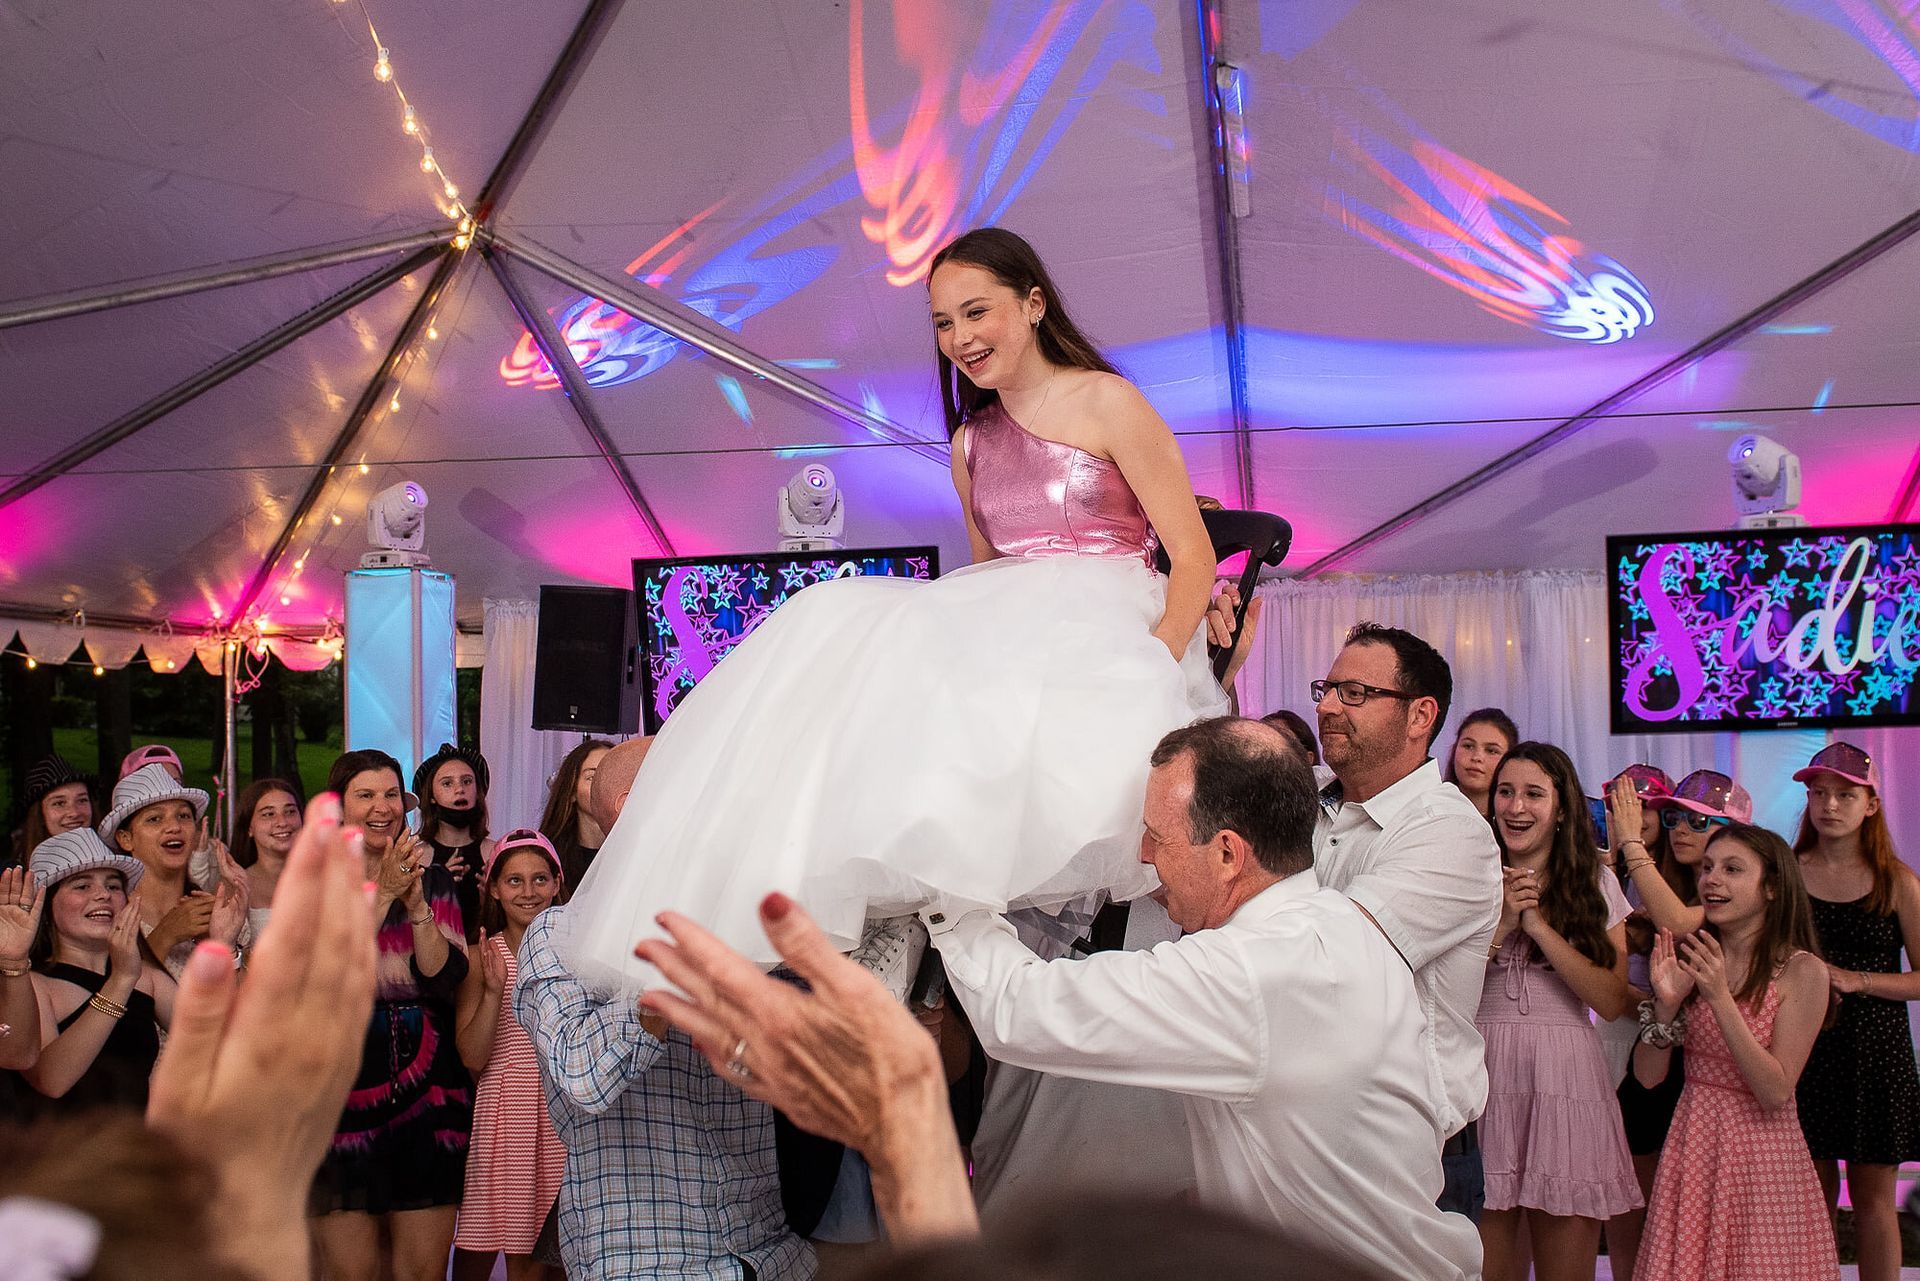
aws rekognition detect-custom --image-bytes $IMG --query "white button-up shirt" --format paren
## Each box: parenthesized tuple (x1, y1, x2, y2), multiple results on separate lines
(932, 869, 1483, 1281)
(1315, 758, 1502, 1138)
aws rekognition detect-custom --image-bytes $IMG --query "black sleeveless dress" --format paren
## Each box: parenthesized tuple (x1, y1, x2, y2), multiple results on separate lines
(1796, 894, 1920, 1164)
(39, 963, 161, 1114)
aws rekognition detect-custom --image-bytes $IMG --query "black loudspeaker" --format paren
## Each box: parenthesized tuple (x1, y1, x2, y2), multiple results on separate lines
(532, 585, 641, 733)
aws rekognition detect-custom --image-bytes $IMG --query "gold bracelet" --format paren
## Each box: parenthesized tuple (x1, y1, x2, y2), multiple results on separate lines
(0, 961, 28, 978)
(1625, 859, 1656, 875)
(87, 993, 128, 1020)
(409, 911, 434, 926)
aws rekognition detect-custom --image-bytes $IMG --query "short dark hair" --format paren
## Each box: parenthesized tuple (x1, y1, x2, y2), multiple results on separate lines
(1149, 718, 1317, 877)
(1343, 621, 1453, 748)
(325, 748, 406, 799)
(1259, 709, 1319, 765)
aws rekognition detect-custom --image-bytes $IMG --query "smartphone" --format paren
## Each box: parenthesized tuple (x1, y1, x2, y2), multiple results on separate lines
(1588, 796, 1610, 850)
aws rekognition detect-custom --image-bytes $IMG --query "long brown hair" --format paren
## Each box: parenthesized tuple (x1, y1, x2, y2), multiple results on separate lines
(1492, 742, 1616, 969)
(928, 227, 1119, 437)
(1708, 823, 1823, 1008)
(1793, 796, 1904, 916)
(230, 778, 300, 868)
(539, 738, 613, 897)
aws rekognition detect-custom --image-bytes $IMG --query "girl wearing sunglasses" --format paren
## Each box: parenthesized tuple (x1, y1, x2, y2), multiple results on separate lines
(1791, 742, 1919, 1281)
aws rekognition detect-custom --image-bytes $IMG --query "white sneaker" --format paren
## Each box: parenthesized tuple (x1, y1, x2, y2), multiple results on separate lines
(848, 914, 928, 1004)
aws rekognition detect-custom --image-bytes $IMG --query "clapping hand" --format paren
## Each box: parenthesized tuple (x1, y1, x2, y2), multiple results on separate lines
(148, 891, 215, 958)
(374, 831, 426, 913)
(107, 901, 145, 986)
(147, 792, 376, 1281)
(1499, 866, 1541, 939)
(1676, 929, 1732, 1005)
(1648, 928, 1695, 1011)
(209, 878, 249, 947)
(0, 866, 45, 971)
(476, 930, 508, 993)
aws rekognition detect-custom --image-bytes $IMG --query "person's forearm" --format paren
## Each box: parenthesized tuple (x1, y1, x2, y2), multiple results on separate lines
(409, 913, 452, 975)
(213, 1188, 313, 1281)
(24, 1013, 123, 1097)
(0, 974, 40, 1069)
(865, 1077, 979, 1243)
(1632, 1039, 1674, 1090)
(1710, 992, 1794, 1108)
(1838, 967, 1920, 1001)
(456, 995, 501, 1073)
(1153, 551, 1213, 656)
(1621, 855, 1705, 934)
(521, 982, 663, 1113)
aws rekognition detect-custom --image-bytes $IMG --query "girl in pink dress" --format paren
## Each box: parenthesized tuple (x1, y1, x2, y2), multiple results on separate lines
(1476, 743, 1641, 1281)
(1634, 823, 1836, 1281)
(452, 830, 566, 1281)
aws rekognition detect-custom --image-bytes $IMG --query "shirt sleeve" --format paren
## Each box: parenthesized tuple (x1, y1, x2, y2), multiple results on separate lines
(513, 915, 663, 1115)
(932, 911, 1266, 1103)
(1343, 809, 1502, 970)
(1599, 867, 1634, 929)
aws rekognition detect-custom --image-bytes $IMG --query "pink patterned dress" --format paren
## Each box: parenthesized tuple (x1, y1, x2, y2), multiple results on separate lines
(1637, 968, 1838, 1281)
(453, 934, 565, 1253)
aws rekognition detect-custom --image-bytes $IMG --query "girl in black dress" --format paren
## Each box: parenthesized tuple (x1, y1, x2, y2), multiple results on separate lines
(18, 829, 175, 1114)
(1792, 741, 1920, 1281)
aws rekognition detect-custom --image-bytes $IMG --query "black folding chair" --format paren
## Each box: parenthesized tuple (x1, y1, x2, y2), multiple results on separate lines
(1154, 508, 1292, 683)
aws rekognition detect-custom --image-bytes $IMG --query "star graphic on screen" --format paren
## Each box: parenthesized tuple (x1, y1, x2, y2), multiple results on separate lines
(1890, 543, 1920, 582)
(780, 563, 812, 591)
(1779, 538, 1819, 568)
(1746, 547, 1769, 573)
(1629, 598, 1650, 623)
(1617, 557, 1640, 587)
(644, 579, 664, 606)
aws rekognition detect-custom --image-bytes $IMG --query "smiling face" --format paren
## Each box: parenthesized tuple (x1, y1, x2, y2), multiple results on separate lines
(115, 798, 198, 874)
(341, 768, 405, 854)
(249, 789, 302, 861)
(489, 849, 560, 931)
(1493, 758, 1558, 861)
(51, 869, 128, 945)
(1315, 641, 1422, 780)
(1450, 723, 1511, 795)
(40, 782, 93, 834)
(929, 261, 1045, 391)
(1697, 835, 1772, 929)
(1804, 776, 1879, 843)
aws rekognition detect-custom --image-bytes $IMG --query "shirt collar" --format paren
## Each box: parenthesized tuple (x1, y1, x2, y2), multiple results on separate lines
(1226, 866, 1322, 926)
(1323, 758, 1442, 826)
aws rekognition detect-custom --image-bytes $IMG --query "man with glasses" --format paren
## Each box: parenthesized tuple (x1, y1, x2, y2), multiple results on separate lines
(1310, 622, 1503, 1221)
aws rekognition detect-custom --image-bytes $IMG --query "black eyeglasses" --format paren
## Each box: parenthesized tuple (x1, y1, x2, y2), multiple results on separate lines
(1310, 679, 1416, 707)
(1661, 809, 1731, 834)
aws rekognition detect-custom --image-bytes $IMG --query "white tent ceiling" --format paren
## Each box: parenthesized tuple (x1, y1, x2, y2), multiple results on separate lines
(3, 0, 1917, 642)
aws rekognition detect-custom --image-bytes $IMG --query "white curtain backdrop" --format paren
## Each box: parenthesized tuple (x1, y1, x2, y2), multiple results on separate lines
(479, 597, 637, 835)
(1231, 571, 1919, 861)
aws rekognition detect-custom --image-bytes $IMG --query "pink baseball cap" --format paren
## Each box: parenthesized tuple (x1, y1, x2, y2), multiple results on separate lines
(1792, 741, 1881, 794)
(119, 744, 183, 781)
(1609, 764, 1674, 799)
(1650, 769, 1753, 823)
(482, 828, 564, 883)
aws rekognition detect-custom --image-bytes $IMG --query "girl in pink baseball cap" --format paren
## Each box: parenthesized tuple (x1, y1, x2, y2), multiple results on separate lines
(1791, 741, 1916, 1281)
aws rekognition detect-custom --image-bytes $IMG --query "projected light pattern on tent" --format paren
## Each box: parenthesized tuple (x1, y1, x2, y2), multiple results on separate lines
(500, 0, 1157, 392)
(1671, 0, 1920, 153)
(1328, 135, 1655, 345)
(1610, 527, 1920, 731)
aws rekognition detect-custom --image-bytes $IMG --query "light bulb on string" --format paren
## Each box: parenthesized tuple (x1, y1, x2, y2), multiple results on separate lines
(24, 657, 37, 670)
(427, 324, 440, 340)
(403, 105, 418, 135)
(452, 232, 471, 250)
(443, 180, 458, 199)
(455, 216, 473, 236)
(420, 147, 435, 174)
(331, 514, 344, 526)
(359, 462, 371, 475)
(93, 665, 105, 677)
(374, 47, 392, 81)
(389, 393, 402, 412)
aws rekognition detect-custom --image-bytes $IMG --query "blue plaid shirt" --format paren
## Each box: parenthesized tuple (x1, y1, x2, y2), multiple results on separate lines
(515, 908, 815, 1281)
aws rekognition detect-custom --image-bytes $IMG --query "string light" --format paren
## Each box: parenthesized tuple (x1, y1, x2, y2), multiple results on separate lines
(332, 1, 470, 229)
(331, 514, 344, 526)
(93, 664, 105, 677)
(402, 105, 418, 135)
(420, 147, 436, 174)
(374, 47, 392, 81)
(24, 657, 36, 670)
(389, 393, 402, 411)
(359, 462, 371, 474)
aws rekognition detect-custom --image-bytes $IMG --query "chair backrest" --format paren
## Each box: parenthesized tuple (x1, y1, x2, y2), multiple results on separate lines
(1154, 509, 1292, 682)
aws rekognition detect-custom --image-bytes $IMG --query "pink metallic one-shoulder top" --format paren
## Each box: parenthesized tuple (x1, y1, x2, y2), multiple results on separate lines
(961, 400, 1156, 565)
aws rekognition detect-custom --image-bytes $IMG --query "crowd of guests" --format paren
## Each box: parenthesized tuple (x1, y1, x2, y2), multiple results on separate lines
(0, 620, 1914, 1281)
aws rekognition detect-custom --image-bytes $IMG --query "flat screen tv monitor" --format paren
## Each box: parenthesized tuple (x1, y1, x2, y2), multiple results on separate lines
(633, 547, 940, 732)
(1607, 523, 1919, 734)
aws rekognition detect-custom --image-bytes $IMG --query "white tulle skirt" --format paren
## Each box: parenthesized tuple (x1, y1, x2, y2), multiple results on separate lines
(555, 553, 1230, 995)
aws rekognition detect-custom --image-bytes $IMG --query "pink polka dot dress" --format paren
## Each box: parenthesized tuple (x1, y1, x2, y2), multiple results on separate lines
(1636, 970, 1838, 1281)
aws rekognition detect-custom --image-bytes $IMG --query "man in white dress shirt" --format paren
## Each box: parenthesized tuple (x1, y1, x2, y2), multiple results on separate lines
(926, 717, 1483, 1280)
(1309, 622, 1503, 1219)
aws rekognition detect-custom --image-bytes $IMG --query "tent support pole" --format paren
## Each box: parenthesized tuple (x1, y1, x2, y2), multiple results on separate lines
(0, 243, 446, 514)
(491, 231, 946, 464)
(483, 248, 674, 554)
(471, 0, 626, 220)
(223, 248, 464, 632)
(1300, 204, 1920, 577)
(0, 230, 451, 331)
(1194, 0, 1256, 510)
